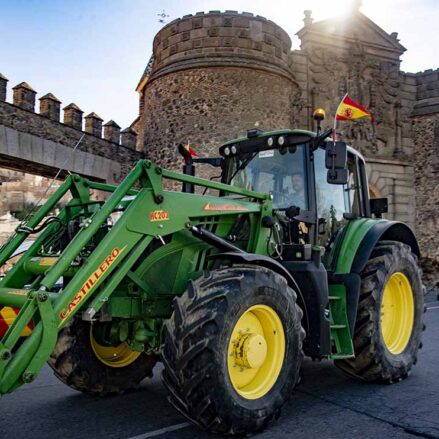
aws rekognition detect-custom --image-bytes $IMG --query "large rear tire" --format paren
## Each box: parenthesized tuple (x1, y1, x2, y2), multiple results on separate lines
(335, 241, 425, 383)
(161, 265, 305, 435)
(48, 319, 158, 395)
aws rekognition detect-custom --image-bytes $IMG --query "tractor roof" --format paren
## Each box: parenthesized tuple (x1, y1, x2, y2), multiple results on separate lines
(221, 129, 315, 147)
(219, 128, 365, 163)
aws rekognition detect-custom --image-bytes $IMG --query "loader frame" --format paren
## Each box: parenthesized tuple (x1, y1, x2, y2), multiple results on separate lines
(0, 159, 272, 394)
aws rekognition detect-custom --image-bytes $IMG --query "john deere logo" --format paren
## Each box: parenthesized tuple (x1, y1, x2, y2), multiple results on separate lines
(150, 210, 169, 221)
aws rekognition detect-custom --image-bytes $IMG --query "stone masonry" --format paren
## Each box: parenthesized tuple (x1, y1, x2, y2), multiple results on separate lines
(138, 11, 297, 180)
(136, 7, 439, 282)
(412, 110, 439, 282)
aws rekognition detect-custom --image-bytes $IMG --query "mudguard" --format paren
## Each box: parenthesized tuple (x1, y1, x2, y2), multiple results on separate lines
(350, 220, 420, 274)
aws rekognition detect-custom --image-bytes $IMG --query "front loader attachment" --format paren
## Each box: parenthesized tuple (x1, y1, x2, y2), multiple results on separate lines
(0, 160, 269, 395)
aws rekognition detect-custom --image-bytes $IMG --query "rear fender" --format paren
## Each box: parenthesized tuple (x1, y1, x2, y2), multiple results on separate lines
(350, 221, 420, 274)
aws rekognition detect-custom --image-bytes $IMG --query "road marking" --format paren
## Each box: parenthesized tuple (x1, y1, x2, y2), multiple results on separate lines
(127, 422, 191, 439)
(427, 305, 439, 310)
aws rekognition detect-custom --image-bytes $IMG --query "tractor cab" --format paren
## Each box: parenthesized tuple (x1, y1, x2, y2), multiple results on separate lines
(218, 127, 372, 256)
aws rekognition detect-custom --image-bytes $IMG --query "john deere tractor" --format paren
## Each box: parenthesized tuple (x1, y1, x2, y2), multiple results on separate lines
(0, 117, 424, 435)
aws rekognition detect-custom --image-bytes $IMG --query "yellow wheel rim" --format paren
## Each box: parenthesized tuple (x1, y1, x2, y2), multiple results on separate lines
(380, 272, 414, 355)
(227, 304, 285, 400)
(90, 330, 141, 368)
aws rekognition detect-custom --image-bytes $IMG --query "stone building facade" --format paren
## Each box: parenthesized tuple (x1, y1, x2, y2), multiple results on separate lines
(135, 7, 438, 281)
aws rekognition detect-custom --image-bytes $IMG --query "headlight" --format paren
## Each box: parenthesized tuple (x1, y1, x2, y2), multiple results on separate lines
(231, 145, 237, 154)
(267, 137, 274, 147)
(278, 136, 285, 146)
(224, 147, 230, 156)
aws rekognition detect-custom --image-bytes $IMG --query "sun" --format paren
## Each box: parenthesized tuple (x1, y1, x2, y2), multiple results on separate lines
(308, 0, 362, 20)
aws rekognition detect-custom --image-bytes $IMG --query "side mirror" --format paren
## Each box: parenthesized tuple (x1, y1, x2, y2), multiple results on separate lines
(370, 198, 388, 218)
(192, 157, 223, 167)
(325, 142, 347, 169)
(326, 141, 348, 185)
(327, 168, 348, 185)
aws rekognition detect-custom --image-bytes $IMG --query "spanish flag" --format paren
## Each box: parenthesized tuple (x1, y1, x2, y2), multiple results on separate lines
(183, 143, 198, 157)
(335, 95, 373, 122)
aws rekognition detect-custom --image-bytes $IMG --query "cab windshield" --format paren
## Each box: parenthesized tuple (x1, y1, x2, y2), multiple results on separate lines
(227, 145, 307, 209)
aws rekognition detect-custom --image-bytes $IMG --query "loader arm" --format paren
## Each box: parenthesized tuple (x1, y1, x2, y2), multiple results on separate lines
(0, 159, 272, 394)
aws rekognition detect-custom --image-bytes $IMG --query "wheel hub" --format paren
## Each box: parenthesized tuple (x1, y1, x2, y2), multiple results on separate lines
(90, 327, 140, 368)
(227, 304, 285, 400)
(234, 333, 268, 369)
(380, 271, 414, 355)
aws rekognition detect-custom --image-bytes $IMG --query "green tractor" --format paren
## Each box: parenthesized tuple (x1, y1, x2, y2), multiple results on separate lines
(0, 118, 424, 435)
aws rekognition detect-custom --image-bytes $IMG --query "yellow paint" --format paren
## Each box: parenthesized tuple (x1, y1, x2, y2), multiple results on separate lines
(7, 290, 28, 296)
(90, 329, 141, 368)
(380, 272, 414, 355)
(227, 304, 285, 400)
(59, 246, 126, 325)
(0, 307, 32, 336)
(37, 257, 58, 266)
(313, 107, 326, 120)
(149, 210, 169, 222)
(203, 202, 249, 212)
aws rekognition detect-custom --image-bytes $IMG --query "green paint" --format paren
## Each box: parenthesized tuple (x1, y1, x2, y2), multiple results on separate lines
(332, 218, 387, 274)
(328, 285, 354, 358)
(0, 159, 270, 394)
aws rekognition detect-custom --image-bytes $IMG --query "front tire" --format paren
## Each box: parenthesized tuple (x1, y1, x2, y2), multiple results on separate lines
(335, 241, 424, 383)
(161, 265, 305, 435)
(48, 319, 158, 395)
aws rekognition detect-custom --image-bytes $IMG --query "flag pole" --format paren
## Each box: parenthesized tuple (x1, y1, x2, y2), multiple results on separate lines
(333, 92, 348, 143)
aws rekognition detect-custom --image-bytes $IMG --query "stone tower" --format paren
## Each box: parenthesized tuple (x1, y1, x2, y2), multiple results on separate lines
(134, 8, 439, 281)
(137, 11, 300, 173)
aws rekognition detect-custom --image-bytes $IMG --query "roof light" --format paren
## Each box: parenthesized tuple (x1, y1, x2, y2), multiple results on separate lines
(313, 108, 326, 121)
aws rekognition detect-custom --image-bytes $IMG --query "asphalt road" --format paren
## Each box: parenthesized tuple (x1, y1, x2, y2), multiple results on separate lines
(1, 292, 438, 439)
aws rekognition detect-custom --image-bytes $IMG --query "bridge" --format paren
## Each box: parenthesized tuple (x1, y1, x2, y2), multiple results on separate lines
(0, 79, 143, 184)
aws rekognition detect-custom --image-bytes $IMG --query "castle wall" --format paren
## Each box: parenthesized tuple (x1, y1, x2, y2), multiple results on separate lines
(0, 77, 144, 243)
(0, 100, 142, 182)
(412, 113, 439, 279)
(411, 68, 439, 281)
(140, 11, 299, 179)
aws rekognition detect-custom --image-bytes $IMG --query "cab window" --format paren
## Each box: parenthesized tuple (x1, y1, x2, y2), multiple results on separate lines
(229, 145, 308, 210)
(314, 147, 362, 247)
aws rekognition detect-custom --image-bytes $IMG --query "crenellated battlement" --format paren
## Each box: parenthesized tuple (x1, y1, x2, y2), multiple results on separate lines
(0, 74, 136, 148)
(146, 10, 293, 86)
(411, 68, 439, 116)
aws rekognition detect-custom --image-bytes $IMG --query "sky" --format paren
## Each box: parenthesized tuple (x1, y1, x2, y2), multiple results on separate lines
(1, 0, 438, 128)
